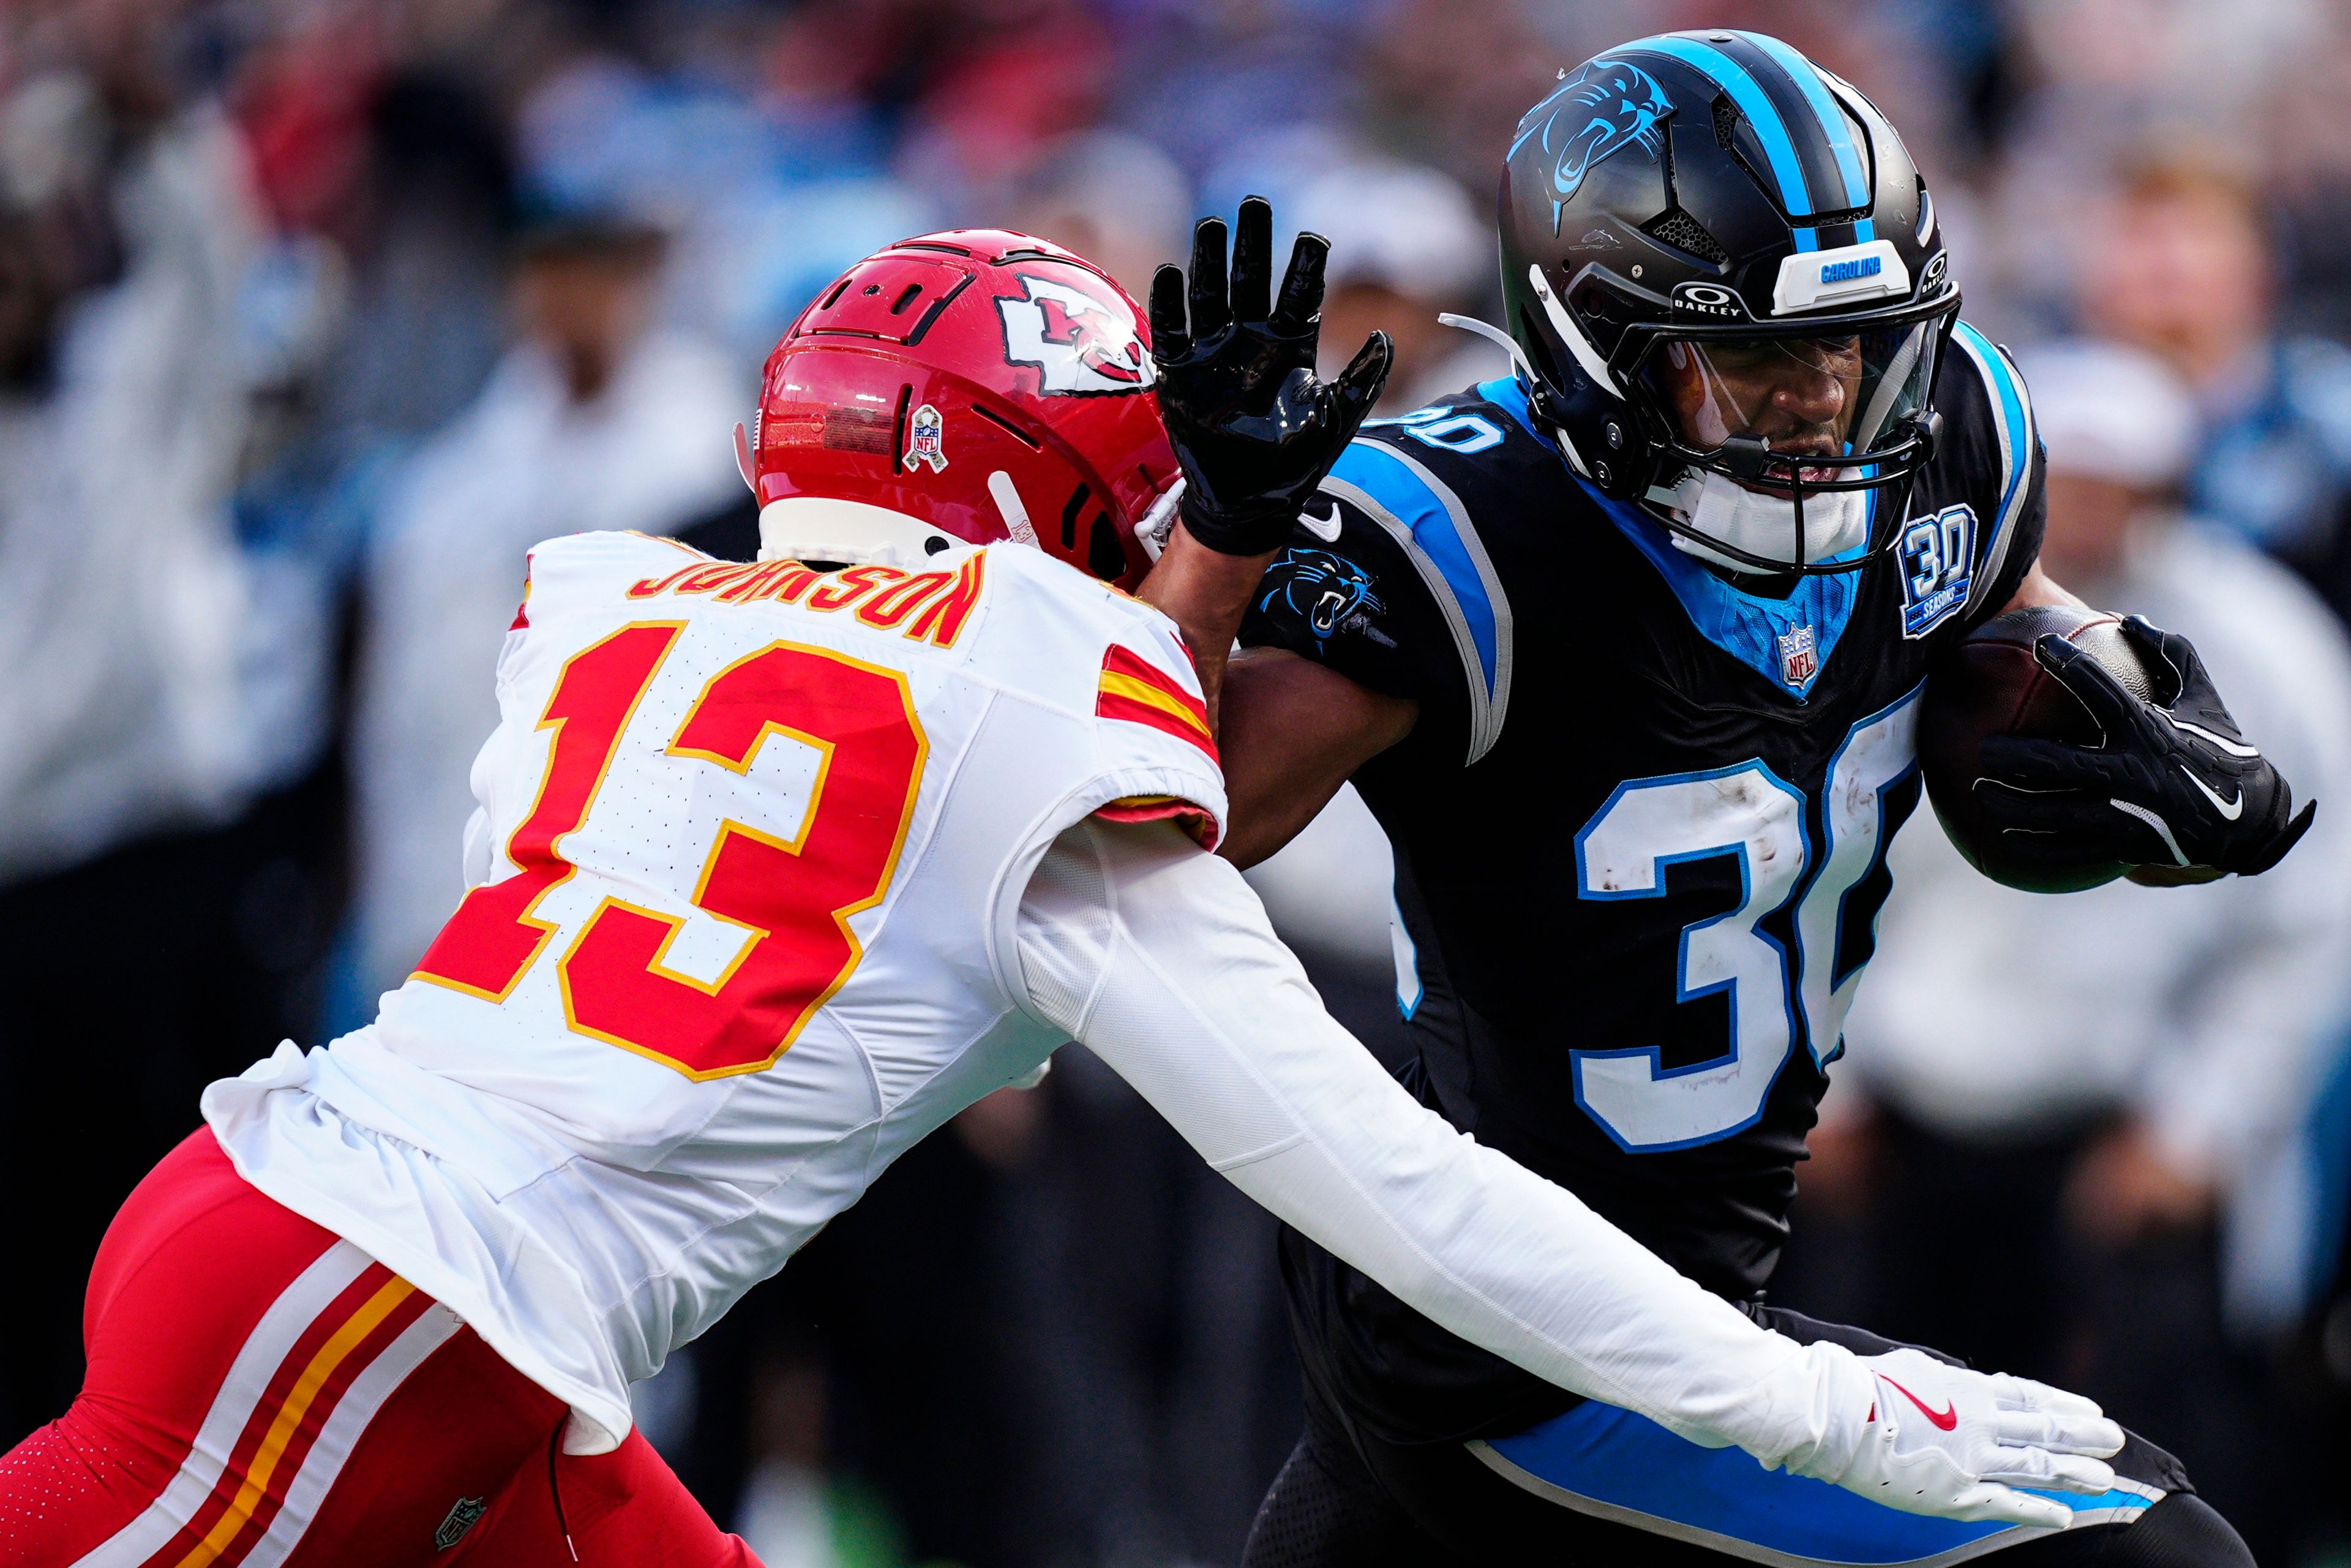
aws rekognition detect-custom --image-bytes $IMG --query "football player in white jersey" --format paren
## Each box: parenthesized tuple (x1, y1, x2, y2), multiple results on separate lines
(1, 233, 2123, 1568)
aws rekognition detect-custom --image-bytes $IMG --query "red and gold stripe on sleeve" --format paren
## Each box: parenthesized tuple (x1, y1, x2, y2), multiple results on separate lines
(1096, 644, 1215, 763)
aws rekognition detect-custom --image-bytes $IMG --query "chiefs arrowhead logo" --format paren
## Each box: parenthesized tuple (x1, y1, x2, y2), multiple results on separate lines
(997, 273, 1155, 396)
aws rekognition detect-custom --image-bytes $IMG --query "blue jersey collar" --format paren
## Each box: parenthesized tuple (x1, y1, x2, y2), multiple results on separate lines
(1480, 373, 1862, 700)
(1584, 483, 1862, 700)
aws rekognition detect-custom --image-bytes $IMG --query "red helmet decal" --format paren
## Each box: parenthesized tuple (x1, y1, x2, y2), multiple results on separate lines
(997, 272, 1157, 396)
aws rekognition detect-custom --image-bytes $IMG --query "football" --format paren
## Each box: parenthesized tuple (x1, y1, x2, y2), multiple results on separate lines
(1918, 605, 2164, 893)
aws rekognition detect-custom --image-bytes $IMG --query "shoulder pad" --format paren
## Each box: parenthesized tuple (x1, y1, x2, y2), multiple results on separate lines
(1071, 580, 1223, 847)
(516, 531, 709, 628)
(966, 542, 1207, 731)
(1943, 323, 2038, 615)
(976, 541, 1199, 663)
(1322, 395, 1523, 763)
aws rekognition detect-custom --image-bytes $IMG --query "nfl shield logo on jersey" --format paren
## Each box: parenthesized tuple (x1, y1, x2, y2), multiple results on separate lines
(1777, 625, 1819, 688)
(434, 1496, 488, 1551)
(906, 403, 947, 473)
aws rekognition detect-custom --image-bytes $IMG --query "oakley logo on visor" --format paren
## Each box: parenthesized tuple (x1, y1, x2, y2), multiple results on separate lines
(1772, 239, 1910, 315)
(1670, 282, 1749, 320)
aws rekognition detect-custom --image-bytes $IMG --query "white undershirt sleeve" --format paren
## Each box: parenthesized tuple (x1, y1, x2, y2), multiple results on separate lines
(1013, 815, 1876, 1474)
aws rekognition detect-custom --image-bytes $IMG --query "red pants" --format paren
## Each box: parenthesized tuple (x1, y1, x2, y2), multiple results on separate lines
(0, 1130, 760, 1567)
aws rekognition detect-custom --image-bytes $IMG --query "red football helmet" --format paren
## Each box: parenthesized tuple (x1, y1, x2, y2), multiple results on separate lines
(741, 230, 1179, 588)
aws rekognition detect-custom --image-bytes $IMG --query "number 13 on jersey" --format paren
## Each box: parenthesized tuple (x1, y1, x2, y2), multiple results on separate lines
(412, 622, 928, 1079)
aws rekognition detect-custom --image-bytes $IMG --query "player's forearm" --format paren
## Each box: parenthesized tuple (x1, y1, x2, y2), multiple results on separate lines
(1189, 1051, 1873, 1471)
(1215, 648, 1418, 868)
(1137, 523, 1280, 732)
(1014, 818, 1866, 1469)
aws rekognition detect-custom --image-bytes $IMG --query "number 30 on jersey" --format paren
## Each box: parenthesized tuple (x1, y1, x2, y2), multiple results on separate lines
(1571, 689, 1919, 1151)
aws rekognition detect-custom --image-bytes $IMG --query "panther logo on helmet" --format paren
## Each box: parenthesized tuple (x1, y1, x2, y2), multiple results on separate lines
(999, 274, 1157, 396)
(1510, 56, 1673, 228)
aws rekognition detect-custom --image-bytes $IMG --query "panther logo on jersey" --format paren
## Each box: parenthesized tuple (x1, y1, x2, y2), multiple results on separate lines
(1261, 549, 1383, 640)
(998, 274, 1155, 396)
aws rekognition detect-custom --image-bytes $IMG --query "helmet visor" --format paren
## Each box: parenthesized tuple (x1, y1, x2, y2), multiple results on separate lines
(1636, 320, 1941, 478)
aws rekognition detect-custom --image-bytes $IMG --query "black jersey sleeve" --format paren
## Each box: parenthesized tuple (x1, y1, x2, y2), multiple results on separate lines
(1239, 416, 1534, 765)
(1942, 322, 2049, 628)
(1238, 484, 1477, 760)
(1240, 503, 1454, 702)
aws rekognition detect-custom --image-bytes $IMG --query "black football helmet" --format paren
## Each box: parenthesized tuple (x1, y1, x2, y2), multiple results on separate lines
(1496, 31, 1960, 573)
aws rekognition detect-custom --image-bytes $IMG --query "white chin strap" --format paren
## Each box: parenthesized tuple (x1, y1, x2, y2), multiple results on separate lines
(757, 497, 962, 568)
(1650, 468, 1869, 574)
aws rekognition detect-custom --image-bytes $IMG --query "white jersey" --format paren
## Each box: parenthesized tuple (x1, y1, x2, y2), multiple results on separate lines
(207, 530, 1224, 1452)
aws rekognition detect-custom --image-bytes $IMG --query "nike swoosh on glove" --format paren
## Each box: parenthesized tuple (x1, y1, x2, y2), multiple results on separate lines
(1973, 615, 2315, 877)
(1149, 196, 1392, 557)
(1794, 1346, 2125, 1531)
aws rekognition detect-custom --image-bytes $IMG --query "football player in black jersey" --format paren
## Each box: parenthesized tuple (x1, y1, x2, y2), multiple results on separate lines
(1139, 31, 2308, 1568)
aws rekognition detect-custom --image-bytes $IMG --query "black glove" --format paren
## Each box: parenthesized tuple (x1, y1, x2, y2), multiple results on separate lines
(1974, 615, 2315, 877)
(1148, 195, 1393, 556)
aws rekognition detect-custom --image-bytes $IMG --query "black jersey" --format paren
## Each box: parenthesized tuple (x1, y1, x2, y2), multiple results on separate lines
(1240, 323, 2045, 1444)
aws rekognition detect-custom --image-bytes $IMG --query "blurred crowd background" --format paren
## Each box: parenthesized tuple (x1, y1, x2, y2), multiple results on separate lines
(6, 0, 2351, 1564)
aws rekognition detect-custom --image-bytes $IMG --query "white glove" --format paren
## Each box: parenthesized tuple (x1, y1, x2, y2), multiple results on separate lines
(1792, 1346, 2125, 1530)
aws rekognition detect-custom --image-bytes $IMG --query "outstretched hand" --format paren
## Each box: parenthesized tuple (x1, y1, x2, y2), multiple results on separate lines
(1149, 196, 1392, 557)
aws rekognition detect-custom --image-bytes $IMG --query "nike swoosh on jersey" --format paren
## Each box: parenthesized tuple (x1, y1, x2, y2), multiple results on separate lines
(2182, 767, 2244, 820)
(1880, 1375, 1959, 1432)
(1301, 501, 1344, 542)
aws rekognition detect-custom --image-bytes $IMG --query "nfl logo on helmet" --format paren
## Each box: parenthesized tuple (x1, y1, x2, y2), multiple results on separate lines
(906, 403, 947, 473)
